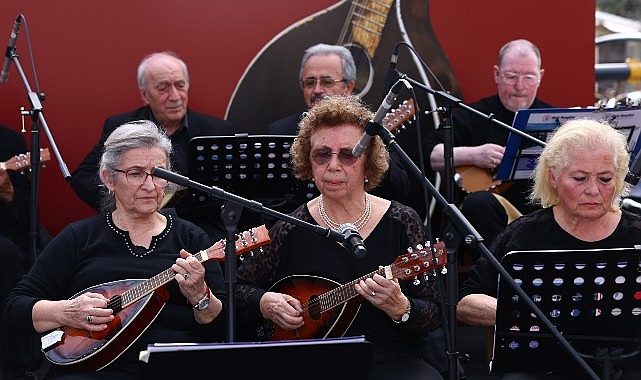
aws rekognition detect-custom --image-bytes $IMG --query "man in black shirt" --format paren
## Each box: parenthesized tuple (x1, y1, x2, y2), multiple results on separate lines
(422, 39, 553, 250)
(70, 51, 234, 241)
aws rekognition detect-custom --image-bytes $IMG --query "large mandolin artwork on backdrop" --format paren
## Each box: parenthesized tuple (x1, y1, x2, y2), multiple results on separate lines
(225, 0, 461, 153)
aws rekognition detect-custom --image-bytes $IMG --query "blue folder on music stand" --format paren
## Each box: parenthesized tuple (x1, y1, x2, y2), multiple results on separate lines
(495, 107, 641, 182)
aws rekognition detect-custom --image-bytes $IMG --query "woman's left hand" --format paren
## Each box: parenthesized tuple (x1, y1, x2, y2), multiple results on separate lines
(173, 249, 208, 305)
(355, 274, 409, 321)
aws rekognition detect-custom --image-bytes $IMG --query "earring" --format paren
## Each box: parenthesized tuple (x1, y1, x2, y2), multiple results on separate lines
(364, 178, 369, 183)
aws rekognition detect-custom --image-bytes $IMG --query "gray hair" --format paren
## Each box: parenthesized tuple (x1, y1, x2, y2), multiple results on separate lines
(498, 39, 542, 69)
(98, 120, 173, 213)
(137, 51, 189, 90)
(298, 43, 356, 82)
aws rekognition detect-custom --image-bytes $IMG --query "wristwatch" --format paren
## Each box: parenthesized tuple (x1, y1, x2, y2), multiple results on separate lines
(393, 298, 411, 323)
(193, 287, 211, 311)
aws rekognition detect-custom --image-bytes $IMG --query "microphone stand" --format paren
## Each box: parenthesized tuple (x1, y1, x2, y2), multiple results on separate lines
(388, 70, 600, 380)
(6, 43, 71, 267)
(5, 28, 71, 380)
(151, 167, 345, 342)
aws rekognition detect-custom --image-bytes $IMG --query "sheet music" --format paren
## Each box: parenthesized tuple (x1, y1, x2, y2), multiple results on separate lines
(496, 107, 641, 181)
(491, 247, 641, 374)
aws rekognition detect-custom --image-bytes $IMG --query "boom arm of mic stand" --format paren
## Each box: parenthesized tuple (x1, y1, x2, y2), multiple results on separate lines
(151, 168, 345, 244)
(396, 71, 547, 148)
(151, 167, 346, 343)
(376, 75, 599, 379)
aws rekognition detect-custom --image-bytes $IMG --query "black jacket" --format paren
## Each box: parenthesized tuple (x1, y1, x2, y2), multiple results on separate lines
(71, 106, 234, 212)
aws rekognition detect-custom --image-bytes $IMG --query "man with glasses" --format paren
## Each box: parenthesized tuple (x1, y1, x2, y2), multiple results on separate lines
(268, 43, 411, 206)
(423, 39, 554, 251)
(71, 51, 234, 241)
(267, 43, 355, 135)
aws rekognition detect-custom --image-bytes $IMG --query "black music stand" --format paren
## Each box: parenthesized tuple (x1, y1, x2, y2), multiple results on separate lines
(188, 134, 319, 214)
(491, 247, 641, 379)
(139, 336, 373, 380)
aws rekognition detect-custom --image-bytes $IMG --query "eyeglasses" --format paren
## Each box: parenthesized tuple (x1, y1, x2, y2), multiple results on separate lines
(499, 71, 540, 86)
(301, 77, 346, 89)
(310, 148, 359, 166)
(114, 168, 168, 186)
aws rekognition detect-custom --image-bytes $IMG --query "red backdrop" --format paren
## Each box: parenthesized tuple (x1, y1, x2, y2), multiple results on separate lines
(0, 1, 594, 235)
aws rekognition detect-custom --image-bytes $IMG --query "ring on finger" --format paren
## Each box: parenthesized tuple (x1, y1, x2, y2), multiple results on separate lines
(86, 315, 93, 323)
(371, 291, 376, 297)
(183, 273, 190, 280)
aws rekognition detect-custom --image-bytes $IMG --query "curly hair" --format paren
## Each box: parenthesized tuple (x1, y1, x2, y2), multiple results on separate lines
(290, 95, 389, 191)
(529, 118, 630, 210)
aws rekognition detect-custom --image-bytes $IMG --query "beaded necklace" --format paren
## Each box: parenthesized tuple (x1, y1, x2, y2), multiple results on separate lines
(318, 193, 371, 231)
(107, 212, 172, 258)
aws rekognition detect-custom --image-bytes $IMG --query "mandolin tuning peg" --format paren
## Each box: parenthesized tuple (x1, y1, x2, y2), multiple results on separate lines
(413, 277, 420, 286)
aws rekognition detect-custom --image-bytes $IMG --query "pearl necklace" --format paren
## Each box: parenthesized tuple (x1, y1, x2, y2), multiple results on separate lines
(318, 193, 371, 231)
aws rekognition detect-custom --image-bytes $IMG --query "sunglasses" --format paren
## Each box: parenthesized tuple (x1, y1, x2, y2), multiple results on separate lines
(310, 148, 359, 165)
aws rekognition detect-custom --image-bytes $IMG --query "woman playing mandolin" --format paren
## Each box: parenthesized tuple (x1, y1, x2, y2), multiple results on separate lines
(235, 95, 444, 380)
(5, 121, 227, 379)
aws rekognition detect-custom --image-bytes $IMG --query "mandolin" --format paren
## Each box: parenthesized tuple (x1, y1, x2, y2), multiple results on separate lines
(454, 165, 507, 193)
(41, 225, 270, 371)
(259, 240, 446, 341)
(0, 148, 51, 172)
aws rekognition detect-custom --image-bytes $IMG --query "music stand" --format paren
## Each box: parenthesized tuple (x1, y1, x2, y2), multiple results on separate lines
(188, 134, 319, 214)
(491, 247, 641, 378)
(139, 336, 373, 380)
(495, 107, 641, 182)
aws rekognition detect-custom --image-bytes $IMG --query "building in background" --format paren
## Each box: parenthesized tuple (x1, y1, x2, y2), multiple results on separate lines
(595, 10, 641, 105)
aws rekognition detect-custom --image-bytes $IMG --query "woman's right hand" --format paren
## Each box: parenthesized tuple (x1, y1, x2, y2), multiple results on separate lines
(259, 291, 304, 331)
(32, 292, 114, 333)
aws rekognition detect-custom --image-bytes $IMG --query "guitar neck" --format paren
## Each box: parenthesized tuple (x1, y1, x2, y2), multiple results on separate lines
(116, 225, 269, 309)
(300, 241, 446, 316)
(117, 249, 213, 309)
(341, 0, 395, 57)
(301, 266, 388, 317)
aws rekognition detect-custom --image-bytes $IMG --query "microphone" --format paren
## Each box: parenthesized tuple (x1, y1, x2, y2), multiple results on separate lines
(625, 151, 641, 186)
(352, 79, 403, 157)
(338, 223, 367, 259)
(151, 167, 190, 187)
(384, 43, 400, 92)
(0, 15, 22, 84)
